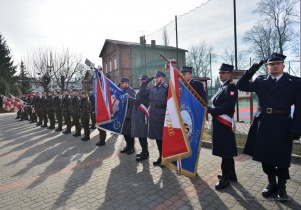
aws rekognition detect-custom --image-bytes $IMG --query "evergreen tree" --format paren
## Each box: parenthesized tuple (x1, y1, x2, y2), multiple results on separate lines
(0, 33, 18, 95)
(18, 61, 31, 93)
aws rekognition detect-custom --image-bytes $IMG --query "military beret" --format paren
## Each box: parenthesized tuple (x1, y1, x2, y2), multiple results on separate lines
(138, 74, 148, 80)
(48, 91, 53, 94)
(219, 63, 234, 72)
(42, 92, 46, 95)
(82, 91, 87, 95)
(155, 70, 166, 78)
(120, 77, 129, 83)
(72, 89, 78, 92)
(266, 53, 286, 64)
(181, 66, 193, 74)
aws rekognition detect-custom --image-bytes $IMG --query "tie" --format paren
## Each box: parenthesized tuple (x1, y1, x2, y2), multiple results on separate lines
(273, 78, 277, 85)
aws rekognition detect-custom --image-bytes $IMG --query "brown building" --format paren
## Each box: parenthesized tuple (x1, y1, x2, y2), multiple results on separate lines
(99, 38, 187, 88)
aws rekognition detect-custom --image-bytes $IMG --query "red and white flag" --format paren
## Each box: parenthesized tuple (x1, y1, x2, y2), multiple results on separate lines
(10, 94, 24, 112)
(2, 96, 12, 111)
(162, 62, 191, 163)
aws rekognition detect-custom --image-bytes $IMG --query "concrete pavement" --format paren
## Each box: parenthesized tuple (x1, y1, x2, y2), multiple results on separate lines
(0, 112, 301, 210)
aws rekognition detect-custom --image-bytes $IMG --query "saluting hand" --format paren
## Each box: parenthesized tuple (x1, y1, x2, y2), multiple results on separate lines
(145, 77, 155, 84)
(248, 60, 264, 74)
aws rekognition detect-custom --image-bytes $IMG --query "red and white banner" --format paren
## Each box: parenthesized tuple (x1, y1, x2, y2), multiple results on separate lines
(10, 95, 24, 112)
(2, 96, 12, 111)
(162, 62, 191, 162)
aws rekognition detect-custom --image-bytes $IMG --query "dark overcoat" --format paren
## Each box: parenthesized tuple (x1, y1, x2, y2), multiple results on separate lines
(140, 82, 168, 140)
(121, 86, 136, 135)
(189, 79, 207, 104)
(236, 72, 301, 167)
(128, 86, 150, 138)
(209, 80, 238, 158)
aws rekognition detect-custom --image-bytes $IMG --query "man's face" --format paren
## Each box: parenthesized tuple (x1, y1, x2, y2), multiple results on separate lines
(42, 93, 46, 97)
(48, 92, 52, 96)
(155, 76, 164, 86)
(266, 62, 285, 76)
(89, 90, 93, 95)
(219, 72, 231, 82)
(36, 93, 40, 97)
(139, 79, 145, 86)
(82, 94, 87, 99)
(119, 82, 128, 89)
(73, 91, 78, 96)
(54, 92, 58, 96)
(182, 73, 192, 82)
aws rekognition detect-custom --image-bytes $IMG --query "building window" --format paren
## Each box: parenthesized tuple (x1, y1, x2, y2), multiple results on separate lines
(114, 58, 117, 70)
(105, 63, 108, 73)
(110, 61, 112, 72)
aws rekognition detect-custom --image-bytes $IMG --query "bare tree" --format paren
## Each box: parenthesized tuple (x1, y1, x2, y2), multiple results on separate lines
(222, 49, 250, 70)
(162, 27, 169, 46)
(186, 42, 215, 77)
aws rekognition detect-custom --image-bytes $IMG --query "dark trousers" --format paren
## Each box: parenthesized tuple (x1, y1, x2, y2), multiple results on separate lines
(139, 137, 148, 154)
(82, 117, 90, 137)
(156, 140, 162, 158)
(262, 163, 290, 181)
(42, 110, 47, 125)
(72, 115, 81, 134)
(47, 111, 55, 127)
(124, 135, 134, 149)
(55, 112, 63, 129)
(90, 112, 96, 127)
(221, 157, 236, 179)
(63, 112, 71, 131)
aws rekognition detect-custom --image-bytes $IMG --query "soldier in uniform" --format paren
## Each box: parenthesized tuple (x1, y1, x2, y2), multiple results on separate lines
(29, 93, 37, 123)
(181, 66, 207, 103)
(140, 71, 168, 166)
(25, 94, 31, 121)
(39, 92, 48, 127)
(71, 89, 81, 137)
(128, 74, 150, 161)
(89, 88, 96, 129)
(46, 91, 55, 129)
(54, 90, 63, 131)
(236, 53, 301, 202)
(62, 90, 72, 134)
(35, 92, 41, 126)
(119, 77, 136, 155)
(96, 129, 107, 146)
(207, 63, 238, 190)
(16, 93, 26, 120)
(80, 91, 91, 141)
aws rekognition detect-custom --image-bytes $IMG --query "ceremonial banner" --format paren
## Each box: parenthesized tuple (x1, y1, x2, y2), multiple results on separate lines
(94, 67, 128, 134)
(166, 80, 206, 178)
(2, 96, 12, 111)
(10, 94, 24, 112)
(162, 63, 191, 163)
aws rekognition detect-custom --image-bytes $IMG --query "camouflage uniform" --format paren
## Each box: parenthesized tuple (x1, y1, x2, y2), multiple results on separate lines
(54, 94, 63, 131)
(62, 94, 71, 134)
(39, 94, 48, 127)
(80, 94, 91, 141)
(71, 95, 81, 136)
(46, 93, 55, 129)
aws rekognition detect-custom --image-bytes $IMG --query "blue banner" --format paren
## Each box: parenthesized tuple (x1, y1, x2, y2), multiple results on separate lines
(98, 80, 128, 134)
(172, 80, 206, 178)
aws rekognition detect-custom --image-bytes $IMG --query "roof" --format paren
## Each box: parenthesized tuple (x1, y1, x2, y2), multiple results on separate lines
(99, 39, 187, 57)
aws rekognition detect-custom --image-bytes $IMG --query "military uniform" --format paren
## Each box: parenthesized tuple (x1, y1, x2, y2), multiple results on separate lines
(16, 95, 26, 120)
(54, 92, 63, 131)
(71, 94, 81, 137)
(35, 94, 41, 125)
(26, 96, 31, 121)
(89, 91, 96, 129)
(29, 95, 37, 123)
(128, 74, 150, 160)
(39, 94, 48, 127)
(62, 93, 72, 134)
(80, 94, 91, 141)
(236, 53, 301, 201)
(46, 93, 55, 129)
(208, 64, 238, 190)
(118, 78, 136, 154)
(140, 71, 168, 166)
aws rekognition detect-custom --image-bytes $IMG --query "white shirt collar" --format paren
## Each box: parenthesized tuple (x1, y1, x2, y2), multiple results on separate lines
(272, 74, 283, 81)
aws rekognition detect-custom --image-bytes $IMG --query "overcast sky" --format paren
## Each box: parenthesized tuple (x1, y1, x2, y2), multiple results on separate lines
(0, 0, 210, 68)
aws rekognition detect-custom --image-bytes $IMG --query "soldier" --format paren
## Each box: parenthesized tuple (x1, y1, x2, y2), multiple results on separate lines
(54, 90, 63, 131)
(16, 93, 26, 120)
(19, 93, 27, 121)
(40, 92, 48, 127)
(29, 92, 37, 123)
(89, 88, 96, 129)
(62, 90, 72, 134)
(80, 91, 91, 141)
(180, 66, 207, 103)
(128, 74, 150, 161)
(71, 89, 81, 137)
(236, 53, 301, 202)
(46, 91, 55, 129)
(140, 71, 168, 166)
(96, 129, 107, 146)
(26, 94, 31, 121)
(35, 92, 41, 126)
(207, 63, 238, 190)
(119, 77, 136, 155)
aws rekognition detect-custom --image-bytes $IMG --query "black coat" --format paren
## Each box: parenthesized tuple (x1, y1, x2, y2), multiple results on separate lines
(237, 72, 301, 167)
(189, 79, 207, 104)
(121, 86, 136, 135)
(208, 80, 238, 158)
(140, 82, 168, 140)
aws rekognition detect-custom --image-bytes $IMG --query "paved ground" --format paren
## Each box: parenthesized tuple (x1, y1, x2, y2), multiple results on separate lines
(0, 112, 301, 210)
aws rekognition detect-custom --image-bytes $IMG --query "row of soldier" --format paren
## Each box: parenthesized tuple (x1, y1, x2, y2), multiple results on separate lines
(15, 89, 106, 145)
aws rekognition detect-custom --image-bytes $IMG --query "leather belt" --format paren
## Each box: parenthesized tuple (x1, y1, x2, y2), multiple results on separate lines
(258, 107, 290, 116)
(151, 104, 166, 109)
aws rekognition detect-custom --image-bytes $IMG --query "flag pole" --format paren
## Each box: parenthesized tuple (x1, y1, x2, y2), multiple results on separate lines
(159, 52, 208, 107)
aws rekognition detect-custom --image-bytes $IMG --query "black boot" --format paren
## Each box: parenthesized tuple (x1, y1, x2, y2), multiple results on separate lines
(41, 124, 47, 127)
(215, 177, 230, 190)
(73, 133, 81, 137)
(262, 175, 278, 198)
(127, 138, 135, 155)
(277, 179, 289, 202)
(96, 139, 106, 146)
(153, 157, 162, 166)
(63, 130, 71, 134)
(217, 173, 237, 182)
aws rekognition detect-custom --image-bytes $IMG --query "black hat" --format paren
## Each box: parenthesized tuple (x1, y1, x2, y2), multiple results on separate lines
(219, 63, 234, 72)
(181, 66, 193, 74)
(72, 89, 78, 92)
(42, 91, 46, 95)
(138, 74, 148, 80)
(120, 77, 129, 83)
(266, 53, 286, 64)
(155, 71, 166, 78)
